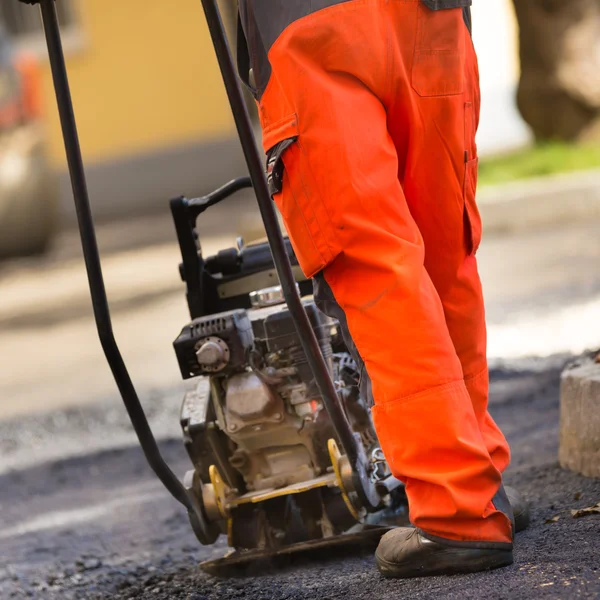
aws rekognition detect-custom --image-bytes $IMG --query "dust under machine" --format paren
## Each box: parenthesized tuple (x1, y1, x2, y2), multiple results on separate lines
(22, 0, 408, 572)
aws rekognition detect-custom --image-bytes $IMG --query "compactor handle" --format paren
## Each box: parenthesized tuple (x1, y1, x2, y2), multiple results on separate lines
(16, 0, 219, 543)
(17, 0, 380, 519)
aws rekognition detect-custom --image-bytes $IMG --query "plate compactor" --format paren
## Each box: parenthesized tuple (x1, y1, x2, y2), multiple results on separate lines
(22, 0, 408, 573)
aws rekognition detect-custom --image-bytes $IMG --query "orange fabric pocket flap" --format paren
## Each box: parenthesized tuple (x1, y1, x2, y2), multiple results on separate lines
(411, 3, 465, 97)
(262, 113, 300, 153)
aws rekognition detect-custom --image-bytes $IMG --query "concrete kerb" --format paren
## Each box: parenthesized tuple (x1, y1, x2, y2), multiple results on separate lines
(479, 169, 600, 235)
(559, 355, 600, 479)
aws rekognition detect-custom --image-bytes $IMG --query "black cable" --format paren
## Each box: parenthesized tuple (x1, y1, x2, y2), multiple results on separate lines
(199, 0, 360, 471)
(37, 0, 192, 511)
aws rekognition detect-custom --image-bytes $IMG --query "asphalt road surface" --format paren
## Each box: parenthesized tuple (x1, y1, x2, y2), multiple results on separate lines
(1, 218, 600, 599)
(1, 358, 599, 600)
(2, 217, 600, 422)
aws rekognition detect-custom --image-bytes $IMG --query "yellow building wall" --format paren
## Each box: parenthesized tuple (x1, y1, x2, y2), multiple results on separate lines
(40, 0, 235, 168)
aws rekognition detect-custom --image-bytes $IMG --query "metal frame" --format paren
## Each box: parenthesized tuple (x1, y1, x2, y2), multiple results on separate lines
(197, 0, 363, 477)
(21, 0, 374, 524)
(170, 176, 252, 319)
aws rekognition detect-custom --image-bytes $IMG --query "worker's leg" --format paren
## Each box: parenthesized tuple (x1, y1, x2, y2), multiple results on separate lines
(238, 0, 512, 546)
(387, 10, 511, 474)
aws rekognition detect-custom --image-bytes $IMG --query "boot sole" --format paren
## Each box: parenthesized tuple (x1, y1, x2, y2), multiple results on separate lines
(376, 548, 514, 579)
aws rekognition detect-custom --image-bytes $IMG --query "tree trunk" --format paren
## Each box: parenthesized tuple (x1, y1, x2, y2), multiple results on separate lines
(512, 0, 600, 142)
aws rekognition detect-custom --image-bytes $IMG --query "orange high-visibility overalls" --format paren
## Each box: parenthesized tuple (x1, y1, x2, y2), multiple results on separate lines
(238, 0, 513, 547)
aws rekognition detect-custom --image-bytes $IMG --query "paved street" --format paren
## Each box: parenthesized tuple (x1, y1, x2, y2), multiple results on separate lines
(1, 357, 599, 599)
(2, 216, 600, 421)
(0, 216, 599, 599)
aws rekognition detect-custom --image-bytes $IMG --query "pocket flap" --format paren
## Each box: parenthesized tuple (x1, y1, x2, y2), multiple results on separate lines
(262, 113, 300, 152)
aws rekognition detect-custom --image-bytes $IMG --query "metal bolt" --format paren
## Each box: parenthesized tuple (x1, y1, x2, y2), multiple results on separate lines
(228, 423, 237, 432)
(196, 341, 224, 366)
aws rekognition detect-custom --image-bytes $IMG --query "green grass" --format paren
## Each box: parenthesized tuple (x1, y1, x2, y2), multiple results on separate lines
(478, 142, 600, 187)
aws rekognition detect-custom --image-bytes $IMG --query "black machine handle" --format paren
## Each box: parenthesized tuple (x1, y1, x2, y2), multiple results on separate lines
(21, 0, 368, 515)
(197, 0, 362, 474)
(30, 0, 196, 515)
(187, 176, 253, 219)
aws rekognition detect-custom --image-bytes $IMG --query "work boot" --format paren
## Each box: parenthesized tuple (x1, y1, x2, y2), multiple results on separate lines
(375, 528, 513, 579)
(505, 486, 530, 533)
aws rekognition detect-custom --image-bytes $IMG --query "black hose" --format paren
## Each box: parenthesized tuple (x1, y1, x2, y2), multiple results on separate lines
(37, 0, 193, 511)
(199, 0, 361, 471)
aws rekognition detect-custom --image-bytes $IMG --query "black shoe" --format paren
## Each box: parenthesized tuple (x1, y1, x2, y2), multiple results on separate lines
(505, 486, 530, 533)
(375, 528, 513, 579)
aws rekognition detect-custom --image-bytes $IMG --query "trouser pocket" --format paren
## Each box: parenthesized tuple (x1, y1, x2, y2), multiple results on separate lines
(463, 157, 481, 254)
(463, 101, 481, 254)
(412, 2, 465, 97)
(265, 117, 341, 278)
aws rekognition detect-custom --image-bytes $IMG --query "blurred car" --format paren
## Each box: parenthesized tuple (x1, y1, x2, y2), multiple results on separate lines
(0, 24, 59, 258)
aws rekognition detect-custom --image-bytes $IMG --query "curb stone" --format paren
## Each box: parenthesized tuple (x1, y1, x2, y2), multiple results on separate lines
(559, 355, 600, 479)
(479, 169, 600, 234)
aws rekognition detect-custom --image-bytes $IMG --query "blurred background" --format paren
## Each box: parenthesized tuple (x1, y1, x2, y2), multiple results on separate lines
(0, 0, 598, 465)
(0, 2, 599, 597)
(0, 0, 599, 422)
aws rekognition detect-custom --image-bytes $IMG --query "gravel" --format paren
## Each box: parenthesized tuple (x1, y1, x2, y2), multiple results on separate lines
(1, 357, 599, 600)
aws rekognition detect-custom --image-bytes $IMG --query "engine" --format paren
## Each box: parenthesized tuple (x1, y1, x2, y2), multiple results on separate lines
(177, 291, 375, 480)
(174, 287, 385, 549)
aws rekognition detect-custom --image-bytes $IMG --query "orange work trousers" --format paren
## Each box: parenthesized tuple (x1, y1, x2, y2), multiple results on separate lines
(239, 0, 513, 546)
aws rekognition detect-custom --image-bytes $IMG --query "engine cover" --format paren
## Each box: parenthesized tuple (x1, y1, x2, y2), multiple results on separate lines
(173, 309, 254, 379)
